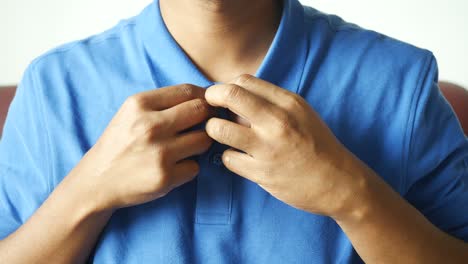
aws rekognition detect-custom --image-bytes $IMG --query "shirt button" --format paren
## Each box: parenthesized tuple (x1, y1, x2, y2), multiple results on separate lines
(210, 152, 224, 166)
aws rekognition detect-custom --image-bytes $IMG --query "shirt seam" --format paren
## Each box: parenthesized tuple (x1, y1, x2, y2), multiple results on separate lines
(33, 20, 137, 62)
(30, 63, 54, 194)
(402, 53, 434, 194)
(302, 7, 361, 34)
(294, 18, 309, 95)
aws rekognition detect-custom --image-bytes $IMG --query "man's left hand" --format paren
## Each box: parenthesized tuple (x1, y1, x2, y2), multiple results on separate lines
(205, 74, 371, 220)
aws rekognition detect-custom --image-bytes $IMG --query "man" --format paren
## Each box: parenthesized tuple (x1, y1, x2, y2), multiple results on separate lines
(0, 0, 467, 263)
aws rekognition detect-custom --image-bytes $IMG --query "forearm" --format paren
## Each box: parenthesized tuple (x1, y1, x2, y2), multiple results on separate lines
(335, 156, 468, 263)
(0, 170, 112, 264)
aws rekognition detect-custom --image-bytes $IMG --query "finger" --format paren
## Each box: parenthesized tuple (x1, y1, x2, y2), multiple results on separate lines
(230, 74, 302, 109)
(222, 149, 261, 184)
(160, 98, 214, 133)
(169, 130, 213, 161)
(205, 83, 279, 128)
(133, 84, 206, 111)
(205, 118, 256, 154)
(171, 160, 200, 188)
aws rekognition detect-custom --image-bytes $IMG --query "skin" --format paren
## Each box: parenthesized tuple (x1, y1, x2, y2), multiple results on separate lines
(159, 0, 281, 82)
(0, 0, 467, 263)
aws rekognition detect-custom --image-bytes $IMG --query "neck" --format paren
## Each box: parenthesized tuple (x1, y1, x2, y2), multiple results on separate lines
(159, 0, 281, 83)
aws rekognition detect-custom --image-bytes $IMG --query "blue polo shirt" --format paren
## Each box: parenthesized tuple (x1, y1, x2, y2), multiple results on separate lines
(1, 0, 468, 262)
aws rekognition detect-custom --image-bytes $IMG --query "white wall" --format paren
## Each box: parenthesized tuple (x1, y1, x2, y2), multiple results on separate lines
(303, 0, 468, 89)
(0, 0, 152, 85)
(1, 0, 467, 88)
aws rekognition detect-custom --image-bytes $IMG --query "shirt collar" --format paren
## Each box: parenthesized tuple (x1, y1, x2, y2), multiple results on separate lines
(136, 0, 307, 93)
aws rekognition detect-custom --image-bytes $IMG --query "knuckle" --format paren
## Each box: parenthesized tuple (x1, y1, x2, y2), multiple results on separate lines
(218, 123, 231, 141)
(151, 115, 166, 131)
(284, 94, 304, 111)
(224, 84, 242, 102)
(191, 98, 208, 113)
(233, 74, 253, 86)
(125, 94, 146, 112)
(179, 83, 197, 98)
(209, 120, 229, 139)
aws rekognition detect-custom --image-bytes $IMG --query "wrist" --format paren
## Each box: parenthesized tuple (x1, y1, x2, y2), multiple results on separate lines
(43, 172, 114, 240)
(328, 150, 379, 224)
(63, 163, 116, 218)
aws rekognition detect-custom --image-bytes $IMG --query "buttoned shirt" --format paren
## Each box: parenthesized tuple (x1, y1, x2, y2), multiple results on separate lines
(1, 0, 467, 262)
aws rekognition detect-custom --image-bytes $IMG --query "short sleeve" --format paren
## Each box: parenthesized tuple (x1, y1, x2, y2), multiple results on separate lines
(0, 63, 52, 239)
(404, 54, 468, 241)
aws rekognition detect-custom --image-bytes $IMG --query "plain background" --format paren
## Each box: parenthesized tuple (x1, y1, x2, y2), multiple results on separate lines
(0, 0, 467, 88)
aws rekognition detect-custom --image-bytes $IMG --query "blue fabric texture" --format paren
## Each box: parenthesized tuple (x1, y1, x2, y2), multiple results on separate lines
(1, 0, 467, 262)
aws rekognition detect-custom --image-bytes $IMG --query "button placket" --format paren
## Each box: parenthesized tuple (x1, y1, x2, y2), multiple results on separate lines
(194, 108, 233, 225)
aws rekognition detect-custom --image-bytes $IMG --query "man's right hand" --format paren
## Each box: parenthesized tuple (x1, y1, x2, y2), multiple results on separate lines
(69, 84, 214, 212)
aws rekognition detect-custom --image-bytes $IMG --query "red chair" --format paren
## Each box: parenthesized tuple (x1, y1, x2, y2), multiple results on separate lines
(0, 86, 17, 138)
(439, 82, 468, 135)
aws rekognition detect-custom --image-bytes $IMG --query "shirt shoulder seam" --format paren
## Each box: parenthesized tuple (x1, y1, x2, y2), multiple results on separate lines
(402, 52, 435, 194)
(32, 20, 137, 63)
(302, 7, 361, 33)
(29, 62, 54, 193)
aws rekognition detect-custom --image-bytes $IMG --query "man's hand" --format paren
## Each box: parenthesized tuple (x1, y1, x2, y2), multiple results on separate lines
(0, 84, 217, 264)
(204, 75, 368, 220)
(71, 84, 214, 212)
